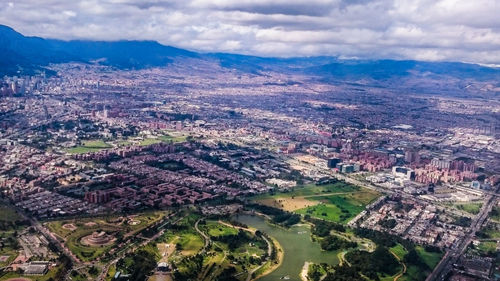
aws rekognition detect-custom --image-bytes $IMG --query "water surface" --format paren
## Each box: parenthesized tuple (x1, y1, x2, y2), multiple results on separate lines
(234, 214, 339, 281)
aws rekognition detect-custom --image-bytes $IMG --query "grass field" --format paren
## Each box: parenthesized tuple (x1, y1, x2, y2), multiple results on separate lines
(453, 202, 483, 215)
(253, 182, 361, 200)
(415, 246, 442, 269)
(159, 134, 188, 143)
(483, 226, 500, 238)
(392, 246, 442, 281)
(0, 205, 23, 223)
(477, 241, 497, 255)
(161, 229, 204, 257)
(67, 140, 112, 154)
(0, 264, 63, 281)
(298, 190, 379, 223)
(255, 197, 318, 211)
(0, 247, 17, 268)
(390, 243, 408, 260)
(400, 265, 427, 281)
(203, 221, 239, 237)
(490, 206, 500, 222)
(253, 182, 379, 224)
(139, 138, 162, 146)
(160, 219, 267, 281)
(0, 205, 23, 267)
(105, 264, 116, 281)
(117, 140, 132, 147)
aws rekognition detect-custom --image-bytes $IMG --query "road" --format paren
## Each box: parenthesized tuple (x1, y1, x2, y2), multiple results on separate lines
(3, 199, 79, 266)
(281, 159, 500, 281)
(426, 188, 498, 281)
(194, 219, 210, 254)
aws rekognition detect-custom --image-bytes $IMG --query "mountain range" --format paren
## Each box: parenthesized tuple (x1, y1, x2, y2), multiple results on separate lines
(1, 24, 500, 84)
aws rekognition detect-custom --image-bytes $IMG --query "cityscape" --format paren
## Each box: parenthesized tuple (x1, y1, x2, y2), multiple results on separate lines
(0, 1, 500, 281)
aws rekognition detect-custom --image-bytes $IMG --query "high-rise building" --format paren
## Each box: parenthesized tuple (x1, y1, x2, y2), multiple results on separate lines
(176, 121, 183, 131)
(404, 150, 420, 163)
(327, 158, 341, 168)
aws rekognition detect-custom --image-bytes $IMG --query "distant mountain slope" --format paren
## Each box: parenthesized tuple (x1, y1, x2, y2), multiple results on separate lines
(46, 40, 197, 69)
(1, 24, 499, 84)
(0, 25, 77, 75)
(306, 59, 500, 81)
(0, 24, 196, 75)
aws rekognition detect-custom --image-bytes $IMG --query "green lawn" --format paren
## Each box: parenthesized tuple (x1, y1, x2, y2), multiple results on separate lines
(161, 230, 204, 257)
(117, 140, 132, 147)
(203, 221, 239, 237)
(483, 227, 500, 239)
(105, 264, 116, 281)
(67, 140, 112, 154)
(0, 205, 23, 267)
(295, 189, 380, 224)
(159, 134, 188, 143)
(390, 243, 408, 260)
(453, 202, 482, 215)
(252, 182, 361, 200)
(415, 246, 442, 269)
(400, 265, 428, 281)
(0, 264, 63, 281)
(139, 138, 162, 146)
(490, 206, 500, 222)
(0, 247, 17, 267)
(252, 181, 380, 224)
(0, 205, 23, 222)
(477, 241, 497, 255)
(297, 204, 347, 223)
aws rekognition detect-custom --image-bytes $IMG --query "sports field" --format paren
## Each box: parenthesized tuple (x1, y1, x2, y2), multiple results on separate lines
(67, 140, 112, 154)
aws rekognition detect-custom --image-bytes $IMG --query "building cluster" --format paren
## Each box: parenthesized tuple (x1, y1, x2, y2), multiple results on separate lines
(0, 75, 45, 96)
(15, 190, 102, 218)
(0, 62, 499, 280)
(413, 158, 477, 184)
(358, 196, 465, 248)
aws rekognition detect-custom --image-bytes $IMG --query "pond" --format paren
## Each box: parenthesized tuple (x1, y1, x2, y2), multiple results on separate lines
(234, 214, 339, 281)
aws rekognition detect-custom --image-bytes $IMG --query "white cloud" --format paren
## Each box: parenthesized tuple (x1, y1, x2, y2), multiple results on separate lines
(0, 0, 499, 63)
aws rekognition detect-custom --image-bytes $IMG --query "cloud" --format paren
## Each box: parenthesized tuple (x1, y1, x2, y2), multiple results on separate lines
(0, 0, 499, 64)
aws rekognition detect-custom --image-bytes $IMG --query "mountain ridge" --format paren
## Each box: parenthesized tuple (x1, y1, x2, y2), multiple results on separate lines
(1, 24, 500, 83)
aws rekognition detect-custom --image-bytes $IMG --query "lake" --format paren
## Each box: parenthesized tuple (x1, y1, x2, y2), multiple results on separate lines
(234, 214, 339, 281)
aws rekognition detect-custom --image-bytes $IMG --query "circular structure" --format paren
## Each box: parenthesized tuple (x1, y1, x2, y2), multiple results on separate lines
(81, 231, 116, 247)
(62, 223, 77, 231)
(84, 222, 97, 227)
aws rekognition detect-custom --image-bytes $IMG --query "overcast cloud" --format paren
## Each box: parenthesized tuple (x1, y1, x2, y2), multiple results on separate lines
(1, 0, 500, 64)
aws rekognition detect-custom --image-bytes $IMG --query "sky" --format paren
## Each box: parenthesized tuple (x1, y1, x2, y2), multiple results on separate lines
(1, 0, 500, 64)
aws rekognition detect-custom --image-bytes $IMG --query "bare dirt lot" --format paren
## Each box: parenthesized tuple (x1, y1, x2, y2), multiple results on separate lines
(257, 197, 319, 211)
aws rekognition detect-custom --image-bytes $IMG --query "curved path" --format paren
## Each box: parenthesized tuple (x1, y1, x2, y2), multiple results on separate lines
(194, 219, 210, 254)
(217, 220, 273, 257)
(217, 220, 275, 281)
(389, 250, 407, 281)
